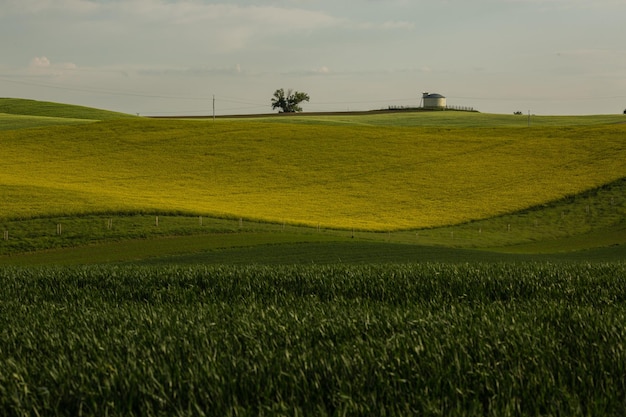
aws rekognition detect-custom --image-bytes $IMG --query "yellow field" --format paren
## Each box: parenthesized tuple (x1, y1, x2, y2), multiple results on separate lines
(1, 117, 625, 230)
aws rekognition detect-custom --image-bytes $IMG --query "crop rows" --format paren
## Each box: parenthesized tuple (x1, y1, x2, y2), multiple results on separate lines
(1, 263, 625, 416)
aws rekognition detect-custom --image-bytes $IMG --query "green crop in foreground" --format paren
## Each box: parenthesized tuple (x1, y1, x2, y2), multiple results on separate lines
(1, 118, 625, 230)
(1, 263, 625, 415)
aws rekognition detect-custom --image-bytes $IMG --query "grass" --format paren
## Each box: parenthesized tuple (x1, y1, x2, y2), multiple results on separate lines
(0, 231, 543, 266)
(1, 117, 625, 230)
(2, 100, 626, 415)
(1, 98, 625, 264)
(0, 229, 353, 266)
(254, 110, 626, 128)
(0, 175, 624, 263)
(0, 98, 134, 121)
(410, 177, 626, 249)
(1, 195, 625, 264)
(0, 113, 96, 131)
(0, 98, 135, 131)
(1, 263, 625, 415)
(132, 240, 626, 265)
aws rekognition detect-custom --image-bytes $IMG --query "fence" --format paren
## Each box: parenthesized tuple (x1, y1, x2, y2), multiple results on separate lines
(444, 105, 476, 112)
(386, 105, 476, 112)
(0, 191, 623, 256)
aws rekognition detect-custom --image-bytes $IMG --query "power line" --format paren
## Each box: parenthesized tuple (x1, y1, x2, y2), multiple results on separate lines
(449, 94, 626, 102)
(3, 75, 623, 115)
(1, 76, 416, 107)
(313, 97, 416, 105)
(0, 75, 270, 112)
(0, 76, 211, 100)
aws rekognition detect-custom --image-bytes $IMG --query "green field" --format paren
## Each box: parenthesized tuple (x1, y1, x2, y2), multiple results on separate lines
(0, 98, 134, 122)
(1, 98, 625, 263)
(1, 99, 625, 415)
(2, 102, 625, 230)
(257, 110, 626, 128)
(2, 264, 625, 415)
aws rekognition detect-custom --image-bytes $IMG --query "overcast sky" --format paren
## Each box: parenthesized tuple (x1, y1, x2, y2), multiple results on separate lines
(1, 0, 625, 116)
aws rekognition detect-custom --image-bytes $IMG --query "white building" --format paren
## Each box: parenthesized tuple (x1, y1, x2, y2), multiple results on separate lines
(422, 92, 446, 109)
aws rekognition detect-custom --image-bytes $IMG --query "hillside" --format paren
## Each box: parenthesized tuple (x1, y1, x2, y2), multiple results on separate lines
(0, 113, 97, 131)
(0, 98, 133, 120)
(1, 115, 625, 230)
(250, 111, 626, 128)
(0, 98, 134, 131)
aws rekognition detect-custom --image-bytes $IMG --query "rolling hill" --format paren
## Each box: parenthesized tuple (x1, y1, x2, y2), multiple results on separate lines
(0, 99, 625, 262)
(0, 98, 134, 120)
(1, 114, 625, 229)
(0, 98, 135, 131)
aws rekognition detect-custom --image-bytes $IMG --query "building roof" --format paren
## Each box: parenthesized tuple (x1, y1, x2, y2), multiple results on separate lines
(424, 93, 445, 99)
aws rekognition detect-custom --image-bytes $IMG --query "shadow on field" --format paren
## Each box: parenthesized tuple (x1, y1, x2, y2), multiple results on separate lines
(131, 241, 626, 266)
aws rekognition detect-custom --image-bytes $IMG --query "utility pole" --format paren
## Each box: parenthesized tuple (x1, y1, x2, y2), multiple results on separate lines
(213, 95, 215, 121)
(528, 110, 531, 127)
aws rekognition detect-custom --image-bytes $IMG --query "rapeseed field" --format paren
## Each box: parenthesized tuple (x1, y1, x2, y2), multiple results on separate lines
(1, 117, 625, 230)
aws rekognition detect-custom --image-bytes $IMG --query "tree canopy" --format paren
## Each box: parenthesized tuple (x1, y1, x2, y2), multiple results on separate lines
(271, 89, 310, 113)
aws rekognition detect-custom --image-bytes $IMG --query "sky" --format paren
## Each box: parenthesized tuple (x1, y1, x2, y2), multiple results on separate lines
(1, 0, 625, 116)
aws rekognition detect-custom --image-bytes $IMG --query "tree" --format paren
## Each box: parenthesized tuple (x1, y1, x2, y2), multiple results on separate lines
(271, 88, 310, 113)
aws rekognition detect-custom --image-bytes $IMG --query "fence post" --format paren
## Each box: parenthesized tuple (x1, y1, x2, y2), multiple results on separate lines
(57, 224, 62, 235)
(3, 230, 7, 241)
(155, 216, 159, 227)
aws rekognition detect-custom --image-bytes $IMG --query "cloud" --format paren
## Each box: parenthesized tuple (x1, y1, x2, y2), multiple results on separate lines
(1, 0, 99, 16)
(379, 20, 414, 30)
(3, 1, 341, 30)
(556, 48, 623, 57)
(137, 64, 246, 77)
(37, 1, 344, 55)
(6, 1, 410, 52)
(30, 56, 51, 69)
(280, 66, 334, 76)
(501, 0, 625, 9)
(28, 56, 78, 76)
(148, 3, 344, 53)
